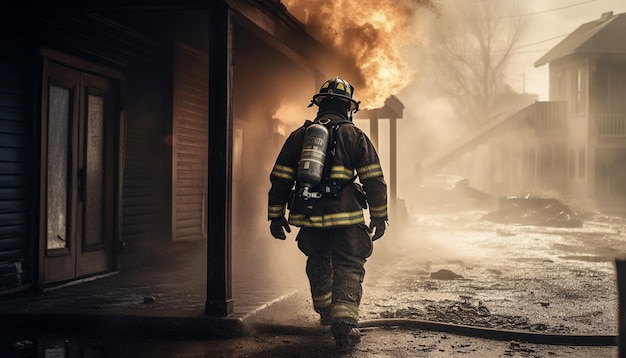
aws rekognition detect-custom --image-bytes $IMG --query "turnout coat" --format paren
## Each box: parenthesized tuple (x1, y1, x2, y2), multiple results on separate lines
(268, 113, 387, 228)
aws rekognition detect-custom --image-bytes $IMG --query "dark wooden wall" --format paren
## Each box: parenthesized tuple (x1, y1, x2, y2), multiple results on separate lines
(0, 40, 36, 292)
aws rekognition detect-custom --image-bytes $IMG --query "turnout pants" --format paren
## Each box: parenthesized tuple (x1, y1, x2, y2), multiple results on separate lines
(297, 224, 373, 326)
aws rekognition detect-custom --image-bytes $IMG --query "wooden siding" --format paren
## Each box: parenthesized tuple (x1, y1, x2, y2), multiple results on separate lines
(172, 44, 208, 241)
(118, 64, 172, 242)
(6, 10, 168, 246)
(0, 46, 35, 293)
(121, 85, 170, 241)
(596, 113, 626, 136)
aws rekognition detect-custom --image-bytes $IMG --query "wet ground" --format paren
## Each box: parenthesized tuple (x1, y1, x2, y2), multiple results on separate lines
(362, 210, 624, 336)
(2, 327, 617, 357)
(2, 207, 625, 357)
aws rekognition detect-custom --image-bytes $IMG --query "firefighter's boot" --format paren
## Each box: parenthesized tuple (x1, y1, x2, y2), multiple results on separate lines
(331, 322, 361, 353)
(319, 307, 332, 326)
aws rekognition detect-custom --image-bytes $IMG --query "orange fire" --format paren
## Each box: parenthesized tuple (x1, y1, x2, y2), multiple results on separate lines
(272, 99, 309, 136)
(283, 0, 430, 109)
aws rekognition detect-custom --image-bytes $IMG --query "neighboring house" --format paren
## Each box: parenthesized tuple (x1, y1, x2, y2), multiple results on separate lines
(420, 98, 565, 196)
(535, 11, 626, 208)
(420, 11, 626, 211)
(0, 0, 343, 315)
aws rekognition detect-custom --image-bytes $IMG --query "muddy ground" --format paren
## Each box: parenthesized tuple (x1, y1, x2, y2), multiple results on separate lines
(362, 209, 623, 337)
(5, 205, 624, 357)
(237, 206, 625, 357)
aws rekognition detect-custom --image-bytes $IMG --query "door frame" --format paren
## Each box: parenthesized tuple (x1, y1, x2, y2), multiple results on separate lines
(37, 47, 125, 288)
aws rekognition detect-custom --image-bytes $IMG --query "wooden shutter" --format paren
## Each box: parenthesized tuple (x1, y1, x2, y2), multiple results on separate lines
(172, 43, 208, 241)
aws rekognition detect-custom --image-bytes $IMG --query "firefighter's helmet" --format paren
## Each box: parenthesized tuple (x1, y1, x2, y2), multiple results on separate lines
(310, 77, 360, 112)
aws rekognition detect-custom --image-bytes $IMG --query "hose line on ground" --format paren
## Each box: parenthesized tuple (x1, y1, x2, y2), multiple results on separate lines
(249, 318, 616, 346)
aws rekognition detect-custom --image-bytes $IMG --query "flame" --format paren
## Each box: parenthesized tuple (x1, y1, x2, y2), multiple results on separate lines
(283, 0, 430, 109)
(272, 100, 309, 136)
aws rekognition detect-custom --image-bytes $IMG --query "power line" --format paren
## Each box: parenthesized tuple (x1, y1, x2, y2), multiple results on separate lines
(520, 0, 598, 17)
(515, 34, 569, 49)
(510, 2, 602, 52)
(511, 48, 552, 55)
(472, 0, 595, 50)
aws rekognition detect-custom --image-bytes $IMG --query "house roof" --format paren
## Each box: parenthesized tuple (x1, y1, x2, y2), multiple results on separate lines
(534, 11, 626, 67)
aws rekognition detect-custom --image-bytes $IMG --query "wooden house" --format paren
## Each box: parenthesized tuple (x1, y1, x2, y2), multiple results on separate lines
(535, 11, 626, 208)
(420, 11, 626, 211)
(0, 0, 347, 316)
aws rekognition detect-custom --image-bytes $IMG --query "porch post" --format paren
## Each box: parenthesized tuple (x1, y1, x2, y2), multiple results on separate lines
(389, 116, 397, 216)
(370, 110, 379, 149)
(206, 0, 234, 316)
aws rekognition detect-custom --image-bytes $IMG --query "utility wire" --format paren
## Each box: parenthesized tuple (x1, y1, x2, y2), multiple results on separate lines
(511, 48, 552, 55)
(500, 0, 598, 18)
(510, 1, 601, 50)
(520, 0, 598, 17)
(515, 34, 569, 49)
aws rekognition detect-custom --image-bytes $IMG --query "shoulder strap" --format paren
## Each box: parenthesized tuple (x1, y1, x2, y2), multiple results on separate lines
(313, 117, 351, 182)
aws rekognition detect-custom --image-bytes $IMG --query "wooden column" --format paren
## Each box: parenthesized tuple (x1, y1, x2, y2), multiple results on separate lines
(370, 110, 379, 149)
(206, 1, 234, 316)
(389, 117, 397, 215)
(354, 96, 404, 218)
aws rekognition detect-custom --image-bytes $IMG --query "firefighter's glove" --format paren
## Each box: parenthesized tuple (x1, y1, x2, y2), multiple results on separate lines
(270, 216, 291, 240)
(369, 218, 387, 241)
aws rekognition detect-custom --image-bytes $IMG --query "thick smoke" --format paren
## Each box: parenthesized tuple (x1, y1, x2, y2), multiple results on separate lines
(231, 28, 316, 302)
(283, 0, 432, 109)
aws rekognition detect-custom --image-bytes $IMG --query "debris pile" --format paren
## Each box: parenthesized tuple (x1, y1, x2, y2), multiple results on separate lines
(481, 196, 583, 228)
(430, 269, 463, 280)
(413, 175, 497, 211)
(380, 299, 556, 333)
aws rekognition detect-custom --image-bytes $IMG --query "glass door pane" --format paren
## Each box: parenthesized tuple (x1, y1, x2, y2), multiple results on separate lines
(84, 93, 104, 248)
(46, 85, 71, 250)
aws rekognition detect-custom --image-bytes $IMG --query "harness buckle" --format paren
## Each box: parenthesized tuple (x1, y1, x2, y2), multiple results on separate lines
(300, 187, 323, 200)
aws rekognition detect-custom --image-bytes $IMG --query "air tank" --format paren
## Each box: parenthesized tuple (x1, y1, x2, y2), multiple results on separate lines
(298, 123, 329, 194)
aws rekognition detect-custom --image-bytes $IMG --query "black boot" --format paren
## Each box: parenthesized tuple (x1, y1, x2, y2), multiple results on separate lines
(331, 322, 361, 353)
(319, 307, 332, 326)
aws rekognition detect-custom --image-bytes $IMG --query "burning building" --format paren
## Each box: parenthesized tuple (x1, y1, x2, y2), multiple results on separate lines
(0, 0, 431, 318)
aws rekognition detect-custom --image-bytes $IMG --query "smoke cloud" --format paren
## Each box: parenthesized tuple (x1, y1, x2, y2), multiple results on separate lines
(283, 0, 433, 109)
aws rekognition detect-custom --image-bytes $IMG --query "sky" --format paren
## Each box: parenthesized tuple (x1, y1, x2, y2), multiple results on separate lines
(509, 0, 626, 100)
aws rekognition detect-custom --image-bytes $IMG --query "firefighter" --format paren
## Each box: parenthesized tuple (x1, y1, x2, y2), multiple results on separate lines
(268, 76, 388, 352)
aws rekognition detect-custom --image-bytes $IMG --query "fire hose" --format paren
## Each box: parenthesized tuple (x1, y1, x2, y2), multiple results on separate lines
(248, 319, 616, 346)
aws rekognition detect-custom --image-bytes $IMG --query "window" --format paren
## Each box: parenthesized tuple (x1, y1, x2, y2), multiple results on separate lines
(554, 71, 566, 100)
(572, 66, 586, 114)
(611, 69, 626, 114)
(594, 68, 609, 113)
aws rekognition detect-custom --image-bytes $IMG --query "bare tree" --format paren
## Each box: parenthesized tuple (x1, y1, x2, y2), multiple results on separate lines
(426, 0, 529, 123)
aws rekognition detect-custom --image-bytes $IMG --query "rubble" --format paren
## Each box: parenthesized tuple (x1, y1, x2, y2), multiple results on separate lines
(412, 175, 498, 211)
(379, 299, 553, 333)
(430, 269, 464, 280)
(481, 196, 583, 228)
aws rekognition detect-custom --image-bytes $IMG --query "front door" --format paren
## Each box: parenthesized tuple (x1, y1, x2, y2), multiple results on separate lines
(40, 58, 120, 285)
